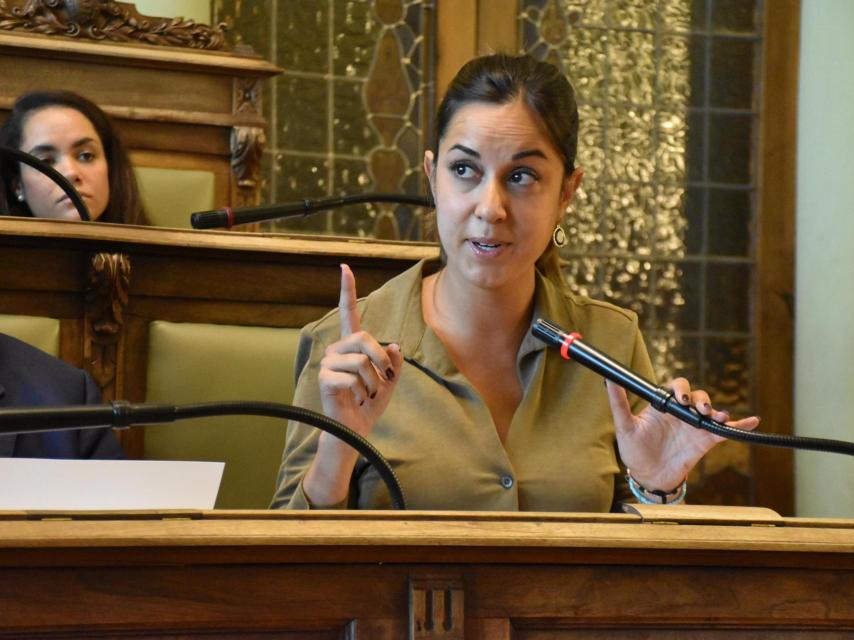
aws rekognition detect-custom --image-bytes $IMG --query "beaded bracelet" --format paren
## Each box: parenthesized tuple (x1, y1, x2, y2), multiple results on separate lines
(626, 470, 687, 505)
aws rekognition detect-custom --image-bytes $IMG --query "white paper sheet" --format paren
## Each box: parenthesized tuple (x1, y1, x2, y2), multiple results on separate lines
(0, 458, 224, 510)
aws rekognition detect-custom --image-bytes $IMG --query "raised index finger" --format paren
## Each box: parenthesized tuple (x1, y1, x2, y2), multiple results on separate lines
(339, 263, 360, 337)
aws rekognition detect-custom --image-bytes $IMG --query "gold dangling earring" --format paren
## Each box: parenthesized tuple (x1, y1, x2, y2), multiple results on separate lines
(552, 224, 567, 248)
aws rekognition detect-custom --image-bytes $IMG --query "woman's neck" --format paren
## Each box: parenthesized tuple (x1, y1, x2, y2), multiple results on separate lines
(423, 265, 536, 353)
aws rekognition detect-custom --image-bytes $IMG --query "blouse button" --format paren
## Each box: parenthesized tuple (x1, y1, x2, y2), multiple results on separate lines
(500, 475, 514, 489)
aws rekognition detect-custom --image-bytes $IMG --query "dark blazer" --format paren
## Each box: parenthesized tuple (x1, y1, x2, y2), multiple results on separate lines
(0, 333, 124, 458)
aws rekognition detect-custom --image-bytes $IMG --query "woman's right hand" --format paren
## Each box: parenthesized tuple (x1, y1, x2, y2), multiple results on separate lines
(304, 264, 404, 505)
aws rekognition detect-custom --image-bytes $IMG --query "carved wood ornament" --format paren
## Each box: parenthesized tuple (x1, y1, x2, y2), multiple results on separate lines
(84, 251, 129, 401)
(410, 576, 464, 639)
(231, 125, 265, 209)
(0, 0, 227, 49)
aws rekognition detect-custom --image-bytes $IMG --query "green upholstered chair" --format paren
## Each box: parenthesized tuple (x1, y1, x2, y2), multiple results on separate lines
(134, 166, 216, 228)
(0, 314, 60, 357)
(144, 321, 302, 508)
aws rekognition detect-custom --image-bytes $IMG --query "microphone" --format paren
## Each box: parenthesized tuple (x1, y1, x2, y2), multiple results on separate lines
(0, 400, 407, 510)
(190, 192, 433, 229)
(0, 145, 91, 221)
(532, 317, 854, 457)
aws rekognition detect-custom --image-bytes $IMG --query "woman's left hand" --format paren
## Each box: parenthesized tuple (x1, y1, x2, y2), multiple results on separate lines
(605, 378, 760, 492)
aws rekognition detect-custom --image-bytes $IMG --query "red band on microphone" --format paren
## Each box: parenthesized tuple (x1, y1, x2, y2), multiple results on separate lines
(559, 332, 583, 360)
(224, 207, 235, 229)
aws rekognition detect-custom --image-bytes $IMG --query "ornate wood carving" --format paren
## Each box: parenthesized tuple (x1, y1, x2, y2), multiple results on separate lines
(409, 576, 464, 639)
(0, 0, 227, 50)
(234, 77, 261, 115)
(84, 251, 130, 401)
(231, 125, 265, 209)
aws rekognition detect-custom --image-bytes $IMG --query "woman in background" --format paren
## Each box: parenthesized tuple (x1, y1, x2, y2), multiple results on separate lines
(0, 90, 145, 224)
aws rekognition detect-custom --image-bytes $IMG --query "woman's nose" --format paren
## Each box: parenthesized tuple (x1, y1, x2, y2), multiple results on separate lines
(56, 158, 83, 184)
(474, 178, 507, 223)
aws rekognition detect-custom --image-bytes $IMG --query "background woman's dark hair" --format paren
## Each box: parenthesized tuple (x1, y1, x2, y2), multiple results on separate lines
(0, 90, 146, 225)
(433, 53, 579, 287)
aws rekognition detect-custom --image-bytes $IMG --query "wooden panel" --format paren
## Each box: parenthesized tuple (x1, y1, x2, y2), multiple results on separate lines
(476, 0, 519, 54)
(0, 512, 850, 638)
(436, 0, 478, 100)
(121, 121, 231, 155)
(754, 0, 800, 515)
(0, 54, 235, 116)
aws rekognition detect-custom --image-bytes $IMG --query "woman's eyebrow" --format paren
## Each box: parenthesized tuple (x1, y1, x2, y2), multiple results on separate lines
(26, 137, 97, 156)
(512, 149, 547, 161)
(70, 137, 97, 149)
(449, 144, 548, 162)
(449, 143, 479, 158)
(26, 143, 58, 155)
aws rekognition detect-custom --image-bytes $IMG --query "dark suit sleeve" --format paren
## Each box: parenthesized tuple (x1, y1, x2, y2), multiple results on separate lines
(76, 371, 126, 460)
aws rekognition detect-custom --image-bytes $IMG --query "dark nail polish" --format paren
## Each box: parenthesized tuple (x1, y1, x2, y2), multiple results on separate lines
(703, 402, 712, 412)
(370, 391, 377, 399)
(682, 394, 690, 404)
(359, 399, 365, 407)
(386, 368, 395, 381)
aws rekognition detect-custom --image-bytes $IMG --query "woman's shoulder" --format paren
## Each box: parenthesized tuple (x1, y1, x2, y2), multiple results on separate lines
(565, 290, 639, 326)
(538, 273, 639, 332)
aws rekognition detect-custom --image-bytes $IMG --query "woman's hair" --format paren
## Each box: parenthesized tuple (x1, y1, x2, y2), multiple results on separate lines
(0, 90, 145, 224)
(433, 53, 579, 287)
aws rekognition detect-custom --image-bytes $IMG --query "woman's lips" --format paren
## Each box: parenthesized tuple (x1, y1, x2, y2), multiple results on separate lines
(56, 193, 91, 205)
(468, 238, 508, 256)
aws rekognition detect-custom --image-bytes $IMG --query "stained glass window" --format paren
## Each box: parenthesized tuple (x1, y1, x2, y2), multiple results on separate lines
(214, 0, 436, 240)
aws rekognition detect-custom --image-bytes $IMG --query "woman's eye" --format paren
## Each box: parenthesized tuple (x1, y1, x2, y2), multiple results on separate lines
(450, 162, 476, 179)
(78, 151, 96, 162)
(508, 169, 537, 186)
(35, 155, 56, 166)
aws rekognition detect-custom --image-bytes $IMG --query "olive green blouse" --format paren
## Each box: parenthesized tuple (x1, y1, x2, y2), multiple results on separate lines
(271, 261, 656, 511)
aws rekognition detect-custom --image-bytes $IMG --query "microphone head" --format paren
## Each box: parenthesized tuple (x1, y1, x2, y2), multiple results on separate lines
(532, 318, 568, 349)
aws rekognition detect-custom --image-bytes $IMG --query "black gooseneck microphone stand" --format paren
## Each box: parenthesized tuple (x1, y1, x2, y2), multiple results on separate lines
(0, 145, 91, 221)
(190, 193, 433, 229)
(533, 318, 854, 457)
(0, 400, 407, 510)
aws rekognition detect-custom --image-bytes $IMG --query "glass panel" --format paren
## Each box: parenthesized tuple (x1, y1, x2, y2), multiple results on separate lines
(711, 0, 758, 34)
(705, 262, 751, 332)
(707, 188, 752, 256)
(333, 80, 378, 156)
(607, 31, 656, 105)
(656, 260, 702, 331)
(273, 153, 329, 233)
(605, 107, 656, 182)
(710, 38, 755, 109)
(334, 1, 380, 78)
(705, 337, 751, 408)
(683, 186, 705, 255)
(708, 113, 753, 184)
(607, 0, 655, 29)
(276, 76, 329, 153)
(603, 182, 656, 254)
(276, 2, 330, 73)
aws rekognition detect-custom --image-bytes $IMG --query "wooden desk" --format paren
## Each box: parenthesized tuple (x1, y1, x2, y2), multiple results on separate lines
(0, 508, 851, 638)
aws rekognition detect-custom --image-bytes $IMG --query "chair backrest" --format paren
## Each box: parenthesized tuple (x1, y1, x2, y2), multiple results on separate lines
(0, 314, 60, 357)
(144, 320, 302, 508)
